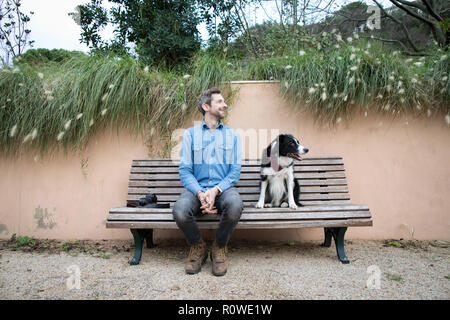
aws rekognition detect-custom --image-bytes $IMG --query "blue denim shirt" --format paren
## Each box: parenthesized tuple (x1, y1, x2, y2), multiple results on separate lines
(179, 120, 242, 195)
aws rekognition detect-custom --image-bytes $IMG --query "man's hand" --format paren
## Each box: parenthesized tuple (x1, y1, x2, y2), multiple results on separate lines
(197, 190, 218, 214)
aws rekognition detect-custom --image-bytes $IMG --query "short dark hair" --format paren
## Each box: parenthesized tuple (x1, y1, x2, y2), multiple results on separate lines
(196, 87, 221, 115)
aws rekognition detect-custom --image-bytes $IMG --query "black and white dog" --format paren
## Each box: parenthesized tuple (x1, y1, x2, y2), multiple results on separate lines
(255, 134, 309, 210)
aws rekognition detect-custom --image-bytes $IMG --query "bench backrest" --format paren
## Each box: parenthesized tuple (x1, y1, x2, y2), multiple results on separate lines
(127, 157, 351, 208)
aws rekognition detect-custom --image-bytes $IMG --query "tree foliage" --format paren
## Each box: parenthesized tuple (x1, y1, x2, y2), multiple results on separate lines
(70, 0, 203, 66)
(0, 0, 34, 66)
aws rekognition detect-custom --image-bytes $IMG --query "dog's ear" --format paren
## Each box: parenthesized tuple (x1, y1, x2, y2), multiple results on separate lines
(261, 143, 271, 165)
(271, 140, 279, 156)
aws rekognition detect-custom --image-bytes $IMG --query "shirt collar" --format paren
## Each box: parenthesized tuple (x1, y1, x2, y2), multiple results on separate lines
(202, 120, 224, 130)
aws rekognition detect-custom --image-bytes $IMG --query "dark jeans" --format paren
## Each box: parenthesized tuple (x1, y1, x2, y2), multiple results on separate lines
(172, 187, 243, 247)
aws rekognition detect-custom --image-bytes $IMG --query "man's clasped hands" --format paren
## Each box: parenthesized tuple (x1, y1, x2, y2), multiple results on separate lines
(196, 187, 221, 214)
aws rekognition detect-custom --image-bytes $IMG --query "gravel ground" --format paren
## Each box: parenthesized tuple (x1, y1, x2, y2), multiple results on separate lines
(0, 239, 449, 300)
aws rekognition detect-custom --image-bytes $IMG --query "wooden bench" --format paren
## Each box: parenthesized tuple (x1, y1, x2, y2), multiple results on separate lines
(107, 157, 372, 265)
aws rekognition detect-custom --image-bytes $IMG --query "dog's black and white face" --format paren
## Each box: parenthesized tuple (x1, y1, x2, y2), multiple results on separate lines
(272, 134, 309, 161)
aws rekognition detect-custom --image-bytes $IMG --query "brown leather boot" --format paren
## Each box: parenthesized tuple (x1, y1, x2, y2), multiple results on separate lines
(185, 239, 208, 274)
(210, 241, 228, 276)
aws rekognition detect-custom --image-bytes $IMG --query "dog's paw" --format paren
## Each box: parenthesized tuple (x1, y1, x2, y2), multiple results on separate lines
(289, 202, 298, 210)
(255, 202, 264, 209)
(280, 202, 289, 208)
(264, 203, 273, 208)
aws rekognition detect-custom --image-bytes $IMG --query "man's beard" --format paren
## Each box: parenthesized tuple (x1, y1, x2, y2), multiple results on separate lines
(211, 109, 225, 119)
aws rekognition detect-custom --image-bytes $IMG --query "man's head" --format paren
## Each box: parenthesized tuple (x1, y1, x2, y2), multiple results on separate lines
(197, 88, 227, 119)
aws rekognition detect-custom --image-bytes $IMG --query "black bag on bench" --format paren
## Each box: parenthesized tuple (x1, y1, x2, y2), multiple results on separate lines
(127, 193, 170, 208)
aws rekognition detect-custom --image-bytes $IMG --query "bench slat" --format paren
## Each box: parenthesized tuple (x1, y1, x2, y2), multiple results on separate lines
(123, 200, 353, 206)
(130, 165, 345, 174)
(107, 210, 371, 222)
(110, 204, 369, 213)
(127, 186, 349, 195)
(129, 172, 347, 180)
(126, 193, 351, 202)
(129, 179, 349, 187)
(131, 158, 344, 167)
(106, 218, 372, 229)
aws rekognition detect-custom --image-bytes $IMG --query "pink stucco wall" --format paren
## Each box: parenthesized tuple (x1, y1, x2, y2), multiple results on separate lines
(0, 82, 449, 241)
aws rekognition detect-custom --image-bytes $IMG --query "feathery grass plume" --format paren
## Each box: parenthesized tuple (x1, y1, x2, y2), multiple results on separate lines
(23, 133, 32, 143)
(9, 125, 18, 137)
(57, 131, 65, 141)
(64, 120, 72, 130)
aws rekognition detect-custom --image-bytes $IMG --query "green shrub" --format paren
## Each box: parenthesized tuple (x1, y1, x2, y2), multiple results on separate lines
(0, 41, 448, 157)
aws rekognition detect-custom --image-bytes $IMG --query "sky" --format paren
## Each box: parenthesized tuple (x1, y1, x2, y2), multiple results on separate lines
(20, 0, 104, 53)
(19, 0, 393, 54)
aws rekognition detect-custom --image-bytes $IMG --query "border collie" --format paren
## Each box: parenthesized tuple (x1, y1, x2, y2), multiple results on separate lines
(255, 134, 309, 210)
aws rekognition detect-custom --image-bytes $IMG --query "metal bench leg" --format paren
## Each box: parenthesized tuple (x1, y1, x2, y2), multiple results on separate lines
(322, 228, 333, 247)
(144, 229, 154, 248)
(325, 227, 350, 264)
(130, 229, 144, 265)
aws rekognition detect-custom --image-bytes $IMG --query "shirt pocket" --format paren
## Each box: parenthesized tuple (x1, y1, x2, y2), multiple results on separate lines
(218, 134, 234, 164)
(193, 143, 206, 165)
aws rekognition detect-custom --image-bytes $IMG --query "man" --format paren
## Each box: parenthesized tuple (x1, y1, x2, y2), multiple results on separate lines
(173, 87, 243, 276)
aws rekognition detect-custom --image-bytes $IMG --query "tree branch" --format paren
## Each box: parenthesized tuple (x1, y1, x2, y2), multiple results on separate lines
(389, 0, 435, 27)
(360, 35, 429, 56)
(422, 0, 443, 22)
(394, 0, 426, 12)
(233, 1, 259, 58)
(373, 0, 421, 52)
